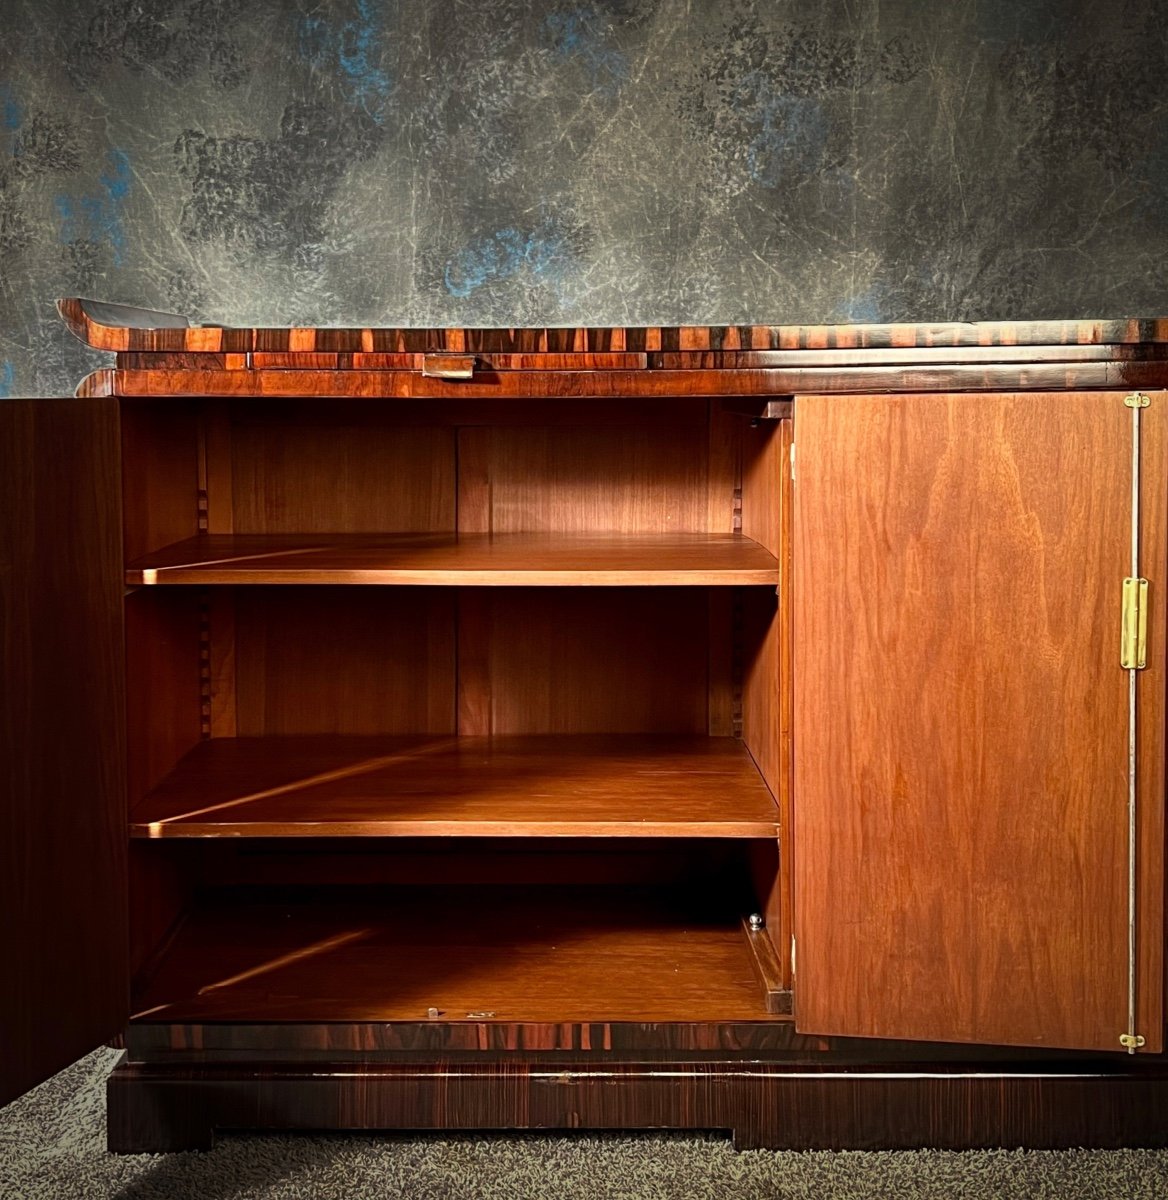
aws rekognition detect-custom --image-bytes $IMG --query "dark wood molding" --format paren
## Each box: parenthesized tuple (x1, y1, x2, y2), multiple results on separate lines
(58, 299, 1168, 355)
(107, 1057, 1168, 1153)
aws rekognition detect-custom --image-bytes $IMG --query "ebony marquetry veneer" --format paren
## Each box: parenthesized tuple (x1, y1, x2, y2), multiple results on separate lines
(2, 298, 1166, 1151)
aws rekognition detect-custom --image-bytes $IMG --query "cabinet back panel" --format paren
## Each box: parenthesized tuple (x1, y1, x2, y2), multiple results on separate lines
(233, 589, 456, 735)
(457, 424, 711, 534)
(226, 418, 456, 534)
(458, 588, 709, 735)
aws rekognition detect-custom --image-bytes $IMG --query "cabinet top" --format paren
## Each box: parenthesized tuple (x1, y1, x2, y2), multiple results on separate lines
(58, 297, 1168, 355)
(59, 298, 1168, 399)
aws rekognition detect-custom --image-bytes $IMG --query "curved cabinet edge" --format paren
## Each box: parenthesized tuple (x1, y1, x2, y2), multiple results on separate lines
(58, 298, 191, 350)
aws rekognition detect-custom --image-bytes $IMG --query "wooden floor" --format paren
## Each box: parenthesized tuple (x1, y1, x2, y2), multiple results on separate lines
(131, 888, 776, 1024)
(131, 735, 780, 838)
(124, 532, 781, 586)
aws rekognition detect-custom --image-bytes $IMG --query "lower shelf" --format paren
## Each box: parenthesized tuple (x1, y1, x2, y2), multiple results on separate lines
(133, 887, 779, 1024)
(131, 734, 780, 839)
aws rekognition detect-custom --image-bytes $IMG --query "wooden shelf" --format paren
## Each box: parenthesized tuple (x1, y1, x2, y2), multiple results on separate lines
(131, 887, 776, 1023)
(125, 532, 781, 586)
(131, 735, 780, 839)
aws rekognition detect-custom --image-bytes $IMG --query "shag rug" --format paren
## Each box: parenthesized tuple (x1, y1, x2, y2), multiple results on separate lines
(2, 1048, 1167, 1198)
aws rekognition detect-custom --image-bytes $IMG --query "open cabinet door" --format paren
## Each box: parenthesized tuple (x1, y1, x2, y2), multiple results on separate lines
(793, 391, 1165, 1053)
(1, 396, 128, 1105)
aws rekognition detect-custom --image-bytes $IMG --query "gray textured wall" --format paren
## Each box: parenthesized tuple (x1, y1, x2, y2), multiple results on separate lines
(1, 0, 1166, 396)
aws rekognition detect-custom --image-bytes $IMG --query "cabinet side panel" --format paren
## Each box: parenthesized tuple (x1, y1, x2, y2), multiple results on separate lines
(741, 419, 784, 558)
(0, 397, 128, 1104)
(125, 590, 203, 804)
(793, 391, 1161, 1053)
(742, 418, 790, 798)
(119, 398, 200, 561)
(741, 418, 792, 976)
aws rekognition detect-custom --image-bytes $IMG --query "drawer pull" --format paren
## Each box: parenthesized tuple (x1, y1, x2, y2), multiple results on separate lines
(422, 354, 476, 380)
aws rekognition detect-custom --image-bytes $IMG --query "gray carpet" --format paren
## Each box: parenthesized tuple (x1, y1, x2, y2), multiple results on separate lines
(2, 1050, 1167, 1199)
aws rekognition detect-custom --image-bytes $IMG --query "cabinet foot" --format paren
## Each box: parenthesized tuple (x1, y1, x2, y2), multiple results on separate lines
(107, 1059, 216, 1153)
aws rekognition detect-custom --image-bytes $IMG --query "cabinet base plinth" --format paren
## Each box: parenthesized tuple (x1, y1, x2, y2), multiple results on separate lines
(106, 1056, 1168, 1153)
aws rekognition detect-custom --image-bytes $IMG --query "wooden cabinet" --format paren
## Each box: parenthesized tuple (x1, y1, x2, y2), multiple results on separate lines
(3, 302, 1167, 1151)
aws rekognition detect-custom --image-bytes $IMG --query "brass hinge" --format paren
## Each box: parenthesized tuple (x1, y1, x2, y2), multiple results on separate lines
(1121, 577, 1149, 669)
(1120, 1033, 1146, 1051)
(789, 442, 795, 482)
(1124, 392, 1151, 408)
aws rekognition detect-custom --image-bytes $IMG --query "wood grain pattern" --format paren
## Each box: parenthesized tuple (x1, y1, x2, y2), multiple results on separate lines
(206, 590, 237, 737)
(0, 397, 127, 1106)
(117, 345, 1168, 372)
(126, 533, 781, 586)
(130, 734, 779, 838)
(75, 362, 1168, 400)
(128, 842, 192, 992)
(131, 888, 773, 1023)
(1135, 395, 1168, 1050)
(659, 344, 1168, 368)
(58, 298, 1168, 354)
(740, 418, 784, 558)
(124, 591, 203, 805)
(126, 1019, 814, 1059)
(454, 588, 709, 734)
(776, 421, 796, 989)
(707, 589, 735, 736)
(120, 399, 200, 560)
(739, 416, 795, 983)
(741, 591, 782, 801)
(455, 420, 709, 535)
(793, 391, 1165, 1053)
(121, 1016, 1140, 1063)
(227, 417, 455, 534)
(233, 589, 456, 735)
(105, 1057, 1168, 1153)
(200, 402, 234, 534)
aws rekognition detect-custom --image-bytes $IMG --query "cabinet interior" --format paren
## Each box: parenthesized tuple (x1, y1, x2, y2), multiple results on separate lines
(121, 394, 791, 1025)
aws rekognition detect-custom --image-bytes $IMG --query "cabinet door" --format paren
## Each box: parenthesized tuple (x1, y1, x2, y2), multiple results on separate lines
(1, 397, 128, 1104)
(793, 391, 1165, 1052)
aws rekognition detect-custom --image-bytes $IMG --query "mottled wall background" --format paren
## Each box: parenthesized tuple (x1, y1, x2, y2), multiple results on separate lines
(1, 0, 1166, 395)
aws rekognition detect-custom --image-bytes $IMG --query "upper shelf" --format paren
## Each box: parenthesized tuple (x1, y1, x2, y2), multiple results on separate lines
(125, 532, 781, 587)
